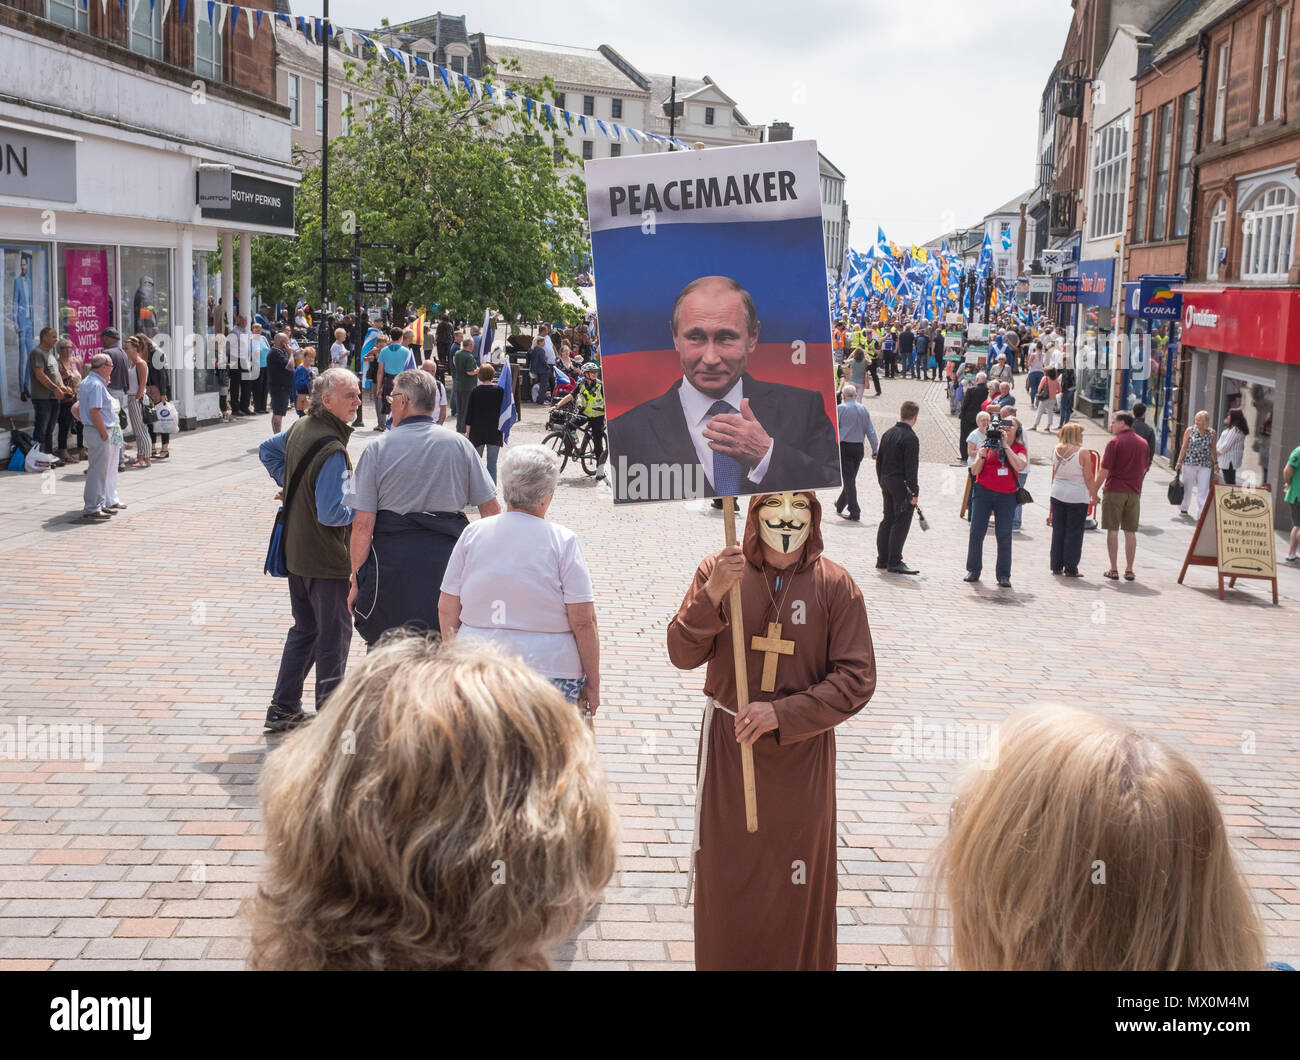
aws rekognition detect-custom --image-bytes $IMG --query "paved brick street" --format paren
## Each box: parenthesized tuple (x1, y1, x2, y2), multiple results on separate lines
(1, 381, 1297, 971)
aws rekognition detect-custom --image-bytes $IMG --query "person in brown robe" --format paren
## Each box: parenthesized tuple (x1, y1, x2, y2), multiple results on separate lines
(667, 491, 877, 970)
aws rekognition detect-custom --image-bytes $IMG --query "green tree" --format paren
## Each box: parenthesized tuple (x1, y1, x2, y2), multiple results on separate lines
(252, 47, 590, 324)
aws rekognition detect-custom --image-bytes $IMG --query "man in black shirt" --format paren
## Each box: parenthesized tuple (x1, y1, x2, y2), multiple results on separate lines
(875, 400, 921, 574)
(898, 325, 916, 378)
(1131, 402, 1156, 469)
(959, 371, 989, 462)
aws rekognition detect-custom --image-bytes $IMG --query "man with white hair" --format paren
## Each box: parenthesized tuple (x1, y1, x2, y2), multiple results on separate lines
(833, 384, 878, 521)
(346, 369, 501, 646)
(78, 353, 124, 522)
(258, 367, 361, 732)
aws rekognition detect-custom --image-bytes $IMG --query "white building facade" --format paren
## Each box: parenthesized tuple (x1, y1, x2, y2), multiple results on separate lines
(0, 3, 297, 428)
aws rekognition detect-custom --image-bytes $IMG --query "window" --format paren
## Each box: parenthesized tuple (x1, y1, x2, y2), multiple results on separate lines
(288, 75, 301, 127)
(340, 90, 352, 136)
(1132, 111, 1152, 241)
(1213, 41, 1229, 140)
(1152, 102, 1173, 241)
(555, 92, 566, 110)
(415, 52, 431, 78)
(1258, 13, 1274, 124)
(1089, 115, 1129, 239)
(450, 55, 465, 75)
(1, 243, 52, 416)
(705, 106, 715, 125)
(1000, 220, 1011, 239)
(1274, 7, 1289, 120)
(1173, 91, 1197, 238)
(611, 98, 623, 119)
(1256, 7, 1290, 124)
(610, 143, 622, 158)
(1240, 185, 1297, 278)
(315, 82, 325, 135)
(46, 0, 88, 32)
(553, 148, 564, 165)
(581, 140, 593, 161)
(195, 8, 222, 81)
(583, 95, 595, 116)
(1206, 198, 1227, 279)
(129, 0, 164, 59)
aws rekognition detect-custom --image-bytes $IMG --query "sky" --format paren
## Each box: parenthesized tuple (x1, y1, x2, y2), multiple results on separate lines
(312, 0, 1076, 249)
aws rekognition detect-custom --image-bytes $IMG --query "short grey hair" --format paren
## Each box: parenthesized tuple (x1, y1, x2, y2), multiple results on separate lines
(89, 353, 112, 369)
(841, 383, 857, 399)
(975, 371, 987, 383)
(308, 367, 358, 418)
(392, 368, 437, 413)
(499, 445, 560, 511)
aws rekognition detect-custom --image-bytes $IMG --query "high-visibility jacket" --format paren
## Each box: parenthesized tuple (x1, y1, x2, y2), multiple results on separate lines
(576, 379, 604, 418)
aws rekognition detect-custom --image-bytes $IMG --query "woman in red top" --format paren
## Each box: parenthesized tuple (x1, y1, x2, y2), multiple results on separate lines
(965, 416, 1028, 587)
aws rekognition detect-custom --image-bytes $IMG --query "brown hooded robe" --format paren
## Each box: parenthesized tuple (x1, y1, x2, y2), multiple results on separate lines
(667, 494, 877, 970)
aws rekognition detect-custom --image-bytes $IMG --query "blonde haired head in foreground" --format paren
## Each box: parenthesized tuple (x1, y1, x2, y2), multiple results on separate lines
(924, 706, 1264, 970)
(249, 634, 617, 970)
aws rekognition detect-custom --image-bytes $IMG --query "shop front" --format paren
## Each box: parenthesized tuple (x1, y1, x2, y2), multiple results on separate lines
(1073, 257, 1116, 423)
(1120, 275, 1183, 456)
(1, 22, 297, 429)
(1176, 285, 1300, 531)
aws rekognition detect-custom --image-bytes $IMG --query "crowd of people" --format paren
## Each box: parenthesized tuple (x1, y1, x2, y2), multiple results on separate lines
(823, 303, 1294, 587)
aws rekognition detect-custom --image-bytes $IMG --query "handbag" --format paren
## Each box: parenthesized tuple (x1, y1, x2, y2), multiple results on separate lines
(264, 436, 341, 578)
(1167, 475, 1185, 505)
(141, 399, 158, 426)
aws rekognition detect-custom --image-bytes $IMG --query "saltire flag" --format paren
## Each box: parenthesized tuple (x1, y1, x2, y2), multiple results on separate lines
(498, 356, 516, 443)
(876, 225, 889, 255)
(478, 307, 493, 364)
(977, 231, 993, 272)
(1001, 227, 1012, 251)
(877, 256, 901, 291)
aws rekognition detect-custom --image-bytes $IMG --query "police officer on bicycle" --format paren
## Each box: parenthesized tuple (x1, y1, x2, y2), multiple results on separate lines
(553, 362, 606, 482)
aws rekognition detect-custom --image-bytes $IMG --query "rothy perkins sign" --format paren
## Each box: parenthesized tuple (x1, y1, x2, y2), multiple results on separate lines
(200, 174, 295, 230)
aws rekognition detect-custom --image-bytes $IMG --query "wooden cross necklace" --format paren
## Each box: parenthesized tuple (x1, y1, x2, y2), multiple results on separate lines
(750, 569, 796, 693)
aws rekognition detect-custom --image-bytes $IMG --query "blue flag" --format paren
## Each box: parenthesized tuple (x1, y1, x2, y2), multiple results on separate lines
(497, 358, 516, 444)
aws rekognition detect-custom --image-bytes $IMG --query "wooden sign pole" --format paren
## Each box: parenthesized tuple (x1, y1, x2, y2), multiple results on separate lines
(722, 496, 759, 833)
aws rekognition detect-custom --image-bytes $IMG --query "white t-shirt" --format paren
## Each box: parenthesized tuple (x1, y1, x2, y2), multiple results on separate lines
(330, 342, 348, 366)
(441, 512, 594, 678)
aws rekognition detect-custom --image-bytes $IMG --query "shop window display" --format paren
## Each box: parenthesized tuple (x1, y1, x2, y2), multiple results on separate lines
(1, 244, 52, 415)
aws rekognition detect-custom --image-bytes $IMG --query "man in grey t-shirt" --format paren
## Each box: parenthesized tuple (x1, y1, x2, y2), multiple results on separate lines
(346, 369, 502, 643)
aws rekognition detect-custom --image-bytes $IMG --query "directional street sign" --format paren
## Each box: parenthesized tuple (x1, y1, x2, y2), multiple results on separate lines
(359, 281, 393, 294)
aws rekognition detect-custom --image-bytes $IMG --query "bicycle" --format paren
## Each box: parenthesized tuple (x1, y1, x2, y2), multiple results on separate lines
(542, 409, 599, 476)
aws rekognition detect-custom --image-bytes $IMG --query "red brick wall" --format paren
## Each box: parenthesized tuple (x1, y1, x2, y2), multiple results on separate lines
(229, 1, 276, 99)
(1194, 0, 1300, 285)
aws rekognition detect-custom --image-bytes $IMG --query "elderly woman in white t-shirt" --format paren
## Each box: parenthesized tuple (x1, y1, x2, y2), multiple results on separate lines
(438, 444, 600, 716)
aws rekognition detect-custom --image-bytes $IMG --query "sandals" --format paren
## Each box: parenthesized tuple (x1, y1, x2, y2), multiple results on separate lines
(1124, 570, 1135, 581)
(1104, 569, 1119, 580)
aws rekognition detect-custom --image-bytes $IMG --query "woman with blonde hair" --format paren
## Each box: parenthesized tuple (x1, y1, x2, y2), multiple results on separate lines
(923, 706, 1266, 970)
(249, 635, 616, 970)
(1174, 410, 1217, 519)
(1048, 421, 1097, 576)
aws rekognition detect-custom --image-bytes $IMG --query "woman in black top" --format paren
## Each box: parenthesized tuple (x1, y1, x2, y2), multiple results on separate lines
(464, 364, 505, 483)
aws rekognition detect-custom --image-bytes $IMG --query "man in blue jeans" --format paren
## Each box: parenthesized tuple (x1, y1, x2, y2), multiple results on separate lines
(258, 368, 360, 732)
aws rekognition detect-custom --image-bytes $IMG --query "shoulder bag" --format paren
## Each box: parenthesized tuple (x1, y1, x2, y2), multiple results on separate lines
(264, 436, 341, 578)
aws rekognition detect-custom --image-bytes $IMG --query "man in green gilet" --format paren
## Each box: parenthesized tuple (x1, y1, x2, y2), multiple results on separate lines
(258, 368, 362, 732)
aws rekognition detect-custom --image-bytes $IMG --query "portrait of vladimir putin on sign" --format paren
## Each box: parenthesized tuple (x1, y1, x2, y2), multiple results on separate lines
(609, 276, 840, 503)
